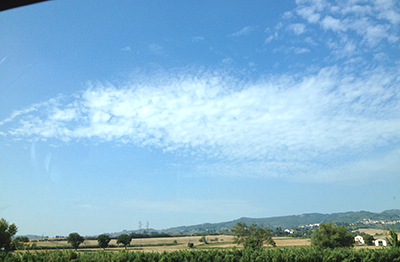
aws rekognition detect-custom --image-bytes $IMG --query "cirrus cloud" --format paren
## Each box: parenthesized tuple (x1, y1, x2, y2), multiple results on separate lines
(1, 65, 399, 183)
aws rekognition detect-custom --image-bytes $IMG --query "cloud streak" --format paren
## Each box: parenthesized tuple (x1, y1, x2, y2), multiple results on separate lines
(230, 26, 255, 37)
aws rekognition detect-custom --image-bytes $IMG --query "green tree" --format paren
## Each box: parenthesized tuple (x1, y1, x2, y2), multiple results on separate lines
(67, 232, 85, 250)
(97, 234, 111, 249)
(117, 234, 131, 249)
(386, 229, 400, 247)
(311, 222, 354, 248)
(13, 236, 29, 250)
(0, 218, 18, 251)
(199, 235, 208, 244)
(363, 234, 375, 246)
(231, 222, 275, 249)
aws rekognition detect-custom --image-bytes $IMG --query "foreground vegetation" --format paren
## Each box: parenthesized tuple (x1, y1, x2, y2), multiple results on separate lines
(1, 246, 400, 262)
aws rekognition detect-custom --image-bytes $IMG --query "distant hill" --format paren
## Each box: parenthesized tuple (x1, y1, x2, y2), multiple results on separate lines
(21, 209, 400, 238)
(160, 209, 400, 234)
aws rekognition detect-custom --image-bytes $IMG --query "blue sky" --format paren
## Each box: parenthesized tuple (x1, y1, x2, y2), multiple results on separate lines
(1, 0, 399, 237)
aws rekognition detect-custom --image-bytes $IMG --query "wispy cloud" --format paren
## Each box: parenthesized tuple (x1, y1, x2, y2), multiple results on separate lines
(230, 26, 255, 37)
(1, 65, 399, 182)
(0, 56, 7, 65)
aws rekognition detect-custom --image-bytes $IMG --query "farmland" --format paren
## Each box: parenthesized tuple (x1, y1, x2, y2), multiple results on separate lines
(22, 235, 388, 252)
(4, 234, 400, 261)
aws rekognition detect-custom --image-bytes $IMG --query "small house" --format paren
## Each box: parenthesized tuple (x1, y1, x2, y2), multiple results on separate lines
(374, 239, 387, 246)
(354, 235, 364, 244)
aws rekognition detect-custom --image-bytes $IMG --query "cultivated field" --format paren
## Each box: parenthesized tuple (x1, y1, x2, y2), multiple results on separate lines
(30, 235, 313, 252)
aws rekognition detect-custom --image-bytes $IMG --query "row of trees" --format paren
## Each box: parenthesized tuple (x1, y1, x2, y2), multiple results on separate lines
(67, 233, 132, 250)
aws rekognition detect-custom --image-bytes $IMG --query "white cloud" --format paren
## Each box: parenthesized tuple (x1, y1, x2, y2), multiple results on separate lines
(321, 16, 347, 32)
(291, 0, 400, 58)
(265, 34, 275, 43)
(364, 24, 390, 46)
(2, 66, 399, 182)
(295, 4, 321, 23)
(282, 11, 294, 19)
(378, 9, 400, 24)
(287, 23, 307, 34)
(230, 26, 255, 37)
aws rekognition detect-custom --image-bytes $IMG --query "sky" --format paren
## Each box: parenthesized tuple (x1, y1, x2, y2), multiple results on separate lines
(0, 0, 399, 237)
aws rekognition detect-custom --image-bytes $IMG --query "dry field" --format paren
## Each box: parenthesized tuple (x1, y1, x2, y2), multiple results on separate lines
(353, 228, 388, 237)
(273, 237, 311, 247)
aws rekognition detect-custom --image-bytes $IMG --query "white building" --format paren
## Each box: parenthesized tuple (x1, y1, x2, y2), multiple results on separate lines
(374, 239, 387, 246)
(354, 235, 364, 244)
(284, 229, 294, 234)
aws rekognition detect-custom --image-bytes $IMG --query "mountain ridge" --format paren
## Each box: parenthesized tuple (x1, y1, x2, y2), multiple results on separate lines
(160, 209, 400, 234)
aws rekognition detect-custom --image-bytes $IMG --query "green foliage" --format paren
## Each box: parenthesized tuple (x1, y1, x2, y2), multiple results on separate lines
(67, 232, 84, 250)
(0, 218, 18, 252)
(232, 221, 276, 249)
(187, 242, 194, 248)
(116, 234, 131, 249)
(12, 236, 30, 250)
(311, 222, 354, 248)
(386, 229, 400, 247)
(199, 235, 208, 244)
(363, 234, 375, 246)
(3, 246, 400, 261)
(97, 234, 111, 249)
